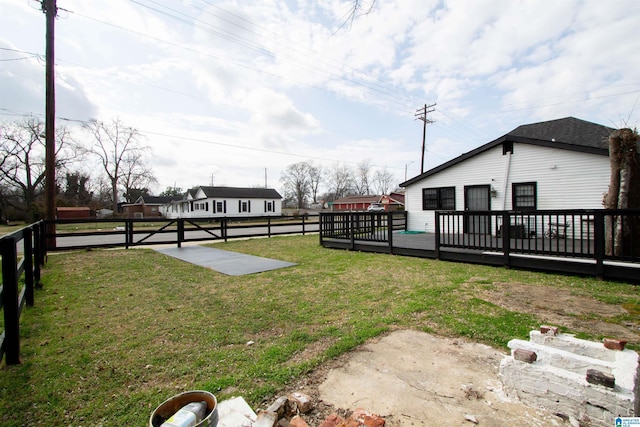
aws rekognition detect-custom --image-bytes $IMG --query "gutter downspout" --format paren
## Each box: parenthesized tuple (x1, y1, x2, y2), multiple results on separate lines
(501, 151, 512, 210)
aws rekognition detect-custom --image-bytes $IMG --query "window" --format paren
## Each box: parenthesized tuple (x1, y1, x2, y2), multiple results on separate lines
(265, 201, 274, 212)
(239, 200, 251, 213)
(422, 187, 455, 210)
(216, 201, 225, 213)
(512, 182, 536, 210)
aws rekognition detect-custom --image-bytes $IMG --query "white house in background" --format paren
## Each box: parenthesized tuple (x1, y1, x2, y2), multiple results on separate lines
(166, 186, 283, 219)
(400, 117, 615, 233)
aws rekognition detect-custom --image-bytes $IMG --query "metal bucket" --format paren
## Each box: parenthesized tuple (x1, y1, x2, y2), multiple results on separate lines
(149, 390, 218, 427)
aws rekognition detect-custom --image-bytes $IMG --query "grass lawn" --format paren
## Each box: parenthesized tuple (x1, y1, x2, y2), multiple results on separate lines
(1, 234, 638, 426)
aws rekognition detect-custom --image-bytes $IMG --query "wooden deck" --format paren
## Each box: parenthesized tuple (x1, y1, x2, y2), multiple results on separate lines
(321, 231, 640, 283)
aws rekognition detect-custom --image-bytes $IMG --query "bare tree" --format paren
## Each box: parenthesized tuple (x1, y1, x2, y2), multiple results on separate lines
(0, 119, 77, 221)
(341, 0, 376, 29)
(84, 118, 155, 212)
(354, 159, 372, 195)
(372, 167, 395, 195)
(307, 162, 324, 204)
(603, 127, 640, 256)
(327, 163, 354, 200)
(281, 162, 311, 209)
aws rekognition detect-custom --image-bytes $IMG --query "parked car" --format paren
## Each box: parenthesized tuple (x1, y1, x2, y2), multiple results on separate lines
(367, 204, 385, 212)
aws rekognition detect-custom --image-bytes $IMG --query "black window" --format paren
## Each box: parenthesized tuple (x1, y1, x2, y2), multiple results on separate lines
(422, 187, 455, 210)
(512, 182, 536, 210)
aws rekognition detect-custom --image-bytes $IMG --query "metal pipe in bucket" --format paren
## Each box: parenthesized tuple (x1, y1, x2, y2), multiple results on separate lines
(150, 390, 218, 427)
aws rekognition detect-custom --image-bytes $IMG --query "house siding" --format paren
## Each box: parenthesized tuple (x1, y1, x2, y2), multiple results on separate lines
(405, 143, 609, 232)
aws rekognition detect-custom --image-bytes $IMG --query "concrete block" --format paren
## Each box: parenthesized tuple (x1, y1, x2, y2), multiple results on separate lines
(254, 411, 278, 427)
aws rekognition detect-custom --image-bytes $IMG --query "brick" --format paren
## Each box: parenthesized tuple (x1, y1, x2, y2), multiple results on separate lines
(319, 413, 345, 427)
(540, 325, 559, 336)
(513, 348, 537, 363)
(603, 338, 627, 351)
(586, 369, 615, 388)
(290, 415, 309, 427)
(288, 392, 313, 413)
(351, 409, 385, 427)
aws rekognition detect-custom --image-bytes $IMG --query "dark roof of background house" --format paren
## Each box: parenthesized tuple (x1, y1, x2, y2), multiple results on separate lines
(138, 195, 183, 204)
(198, 186, 282, 199)
(332, 195, 382, 204)
(401, 117, 615, 187)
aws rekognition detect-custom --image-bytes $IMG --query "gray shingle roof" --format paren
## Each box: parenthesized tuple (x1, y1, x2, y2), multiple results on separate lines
(507, 117, 613, 149)
(197, 186, 282, 199)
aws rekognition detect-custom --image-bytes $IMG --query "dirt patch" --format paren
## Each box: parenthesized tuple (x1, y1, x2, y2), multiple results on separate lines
(474, 282, 640, 344)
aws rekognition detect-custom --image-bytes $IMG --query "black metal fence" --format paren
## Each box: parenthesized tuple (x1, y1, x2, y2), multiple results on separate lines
(1, 221, 46, 365)
(43, 215, 320, 251)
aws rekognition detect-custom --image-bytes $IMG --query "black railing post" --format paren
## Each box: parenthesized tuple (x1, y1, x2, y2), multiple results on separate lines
(24, 228, 35, 307)
(302, 215, 306, 236)
(434, 211, 441, 259)
(33, 222, 43, 285)
(1, 237, 20, 365)
(502, 212, 511, 268)
(319, 213, 324, 244)
(267, 217, 272, 238)
(177, 219, 185, 248)
(350, 213, 355, 250)
(387, 212, 394, 254)
(594, 210, 605, 279)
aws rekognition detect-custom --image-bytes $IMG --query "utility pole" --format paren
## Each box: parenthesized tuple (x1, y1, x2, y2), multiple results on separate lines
(43, 0, 57, 249)
(415, 103, 436, 174)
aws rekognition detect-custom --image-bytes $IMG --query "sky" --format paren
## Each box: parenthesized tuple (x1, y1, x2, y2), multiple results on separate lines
(1, 0, 639, 197)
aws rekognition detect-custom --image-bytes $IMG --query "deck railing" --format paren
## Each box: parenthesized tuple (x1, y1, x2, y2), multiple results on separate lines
(320, 209, 639, 282)
(435, 209, 640, 264)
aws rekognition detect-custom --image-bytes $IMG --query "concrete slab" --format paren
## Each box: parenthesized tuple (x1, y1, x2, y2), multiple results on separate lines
(318, 330, 570, 426)
(155, 245, 296, 276)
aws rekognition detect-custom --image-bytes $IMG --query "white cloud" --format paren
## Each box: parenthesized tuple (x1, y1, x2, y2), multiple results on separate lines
(1, 0, 638, 196)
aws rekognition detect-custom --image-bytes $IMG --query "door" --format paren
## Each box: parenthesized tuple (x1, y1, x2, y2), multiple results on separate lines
(464, 185, 491, 234)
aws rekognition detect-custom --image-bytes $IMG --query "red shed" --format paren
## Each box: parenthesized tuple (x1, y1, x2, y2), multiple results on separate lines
(56, 207, 91, 219)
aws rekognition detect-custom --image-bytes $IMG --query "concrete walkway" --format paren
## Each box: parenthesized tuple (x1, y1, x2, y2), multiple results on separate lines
(154, 245, 296, 276)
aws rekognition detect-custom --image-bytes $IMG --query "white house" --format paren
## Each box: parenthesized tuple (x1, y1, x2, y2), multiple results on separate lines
(400, 117, 615, 233)
(166, 186, 283, 219)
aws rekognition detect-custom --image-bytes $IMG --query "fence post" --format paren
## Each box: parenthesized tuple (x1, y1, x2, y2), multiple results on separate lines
(319, 214, 324, 245)
(24, 228, 35, 307)
(124, 220, 131, 249)
(594, 210, 605, 280)
(434, 211, 441, 260)
(302, 215, 306, 236)
(222, 218, 228, 242)
(502, 212, 511, 268)
(177, 219, 184, 248)
(1, 237, 21, 365)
